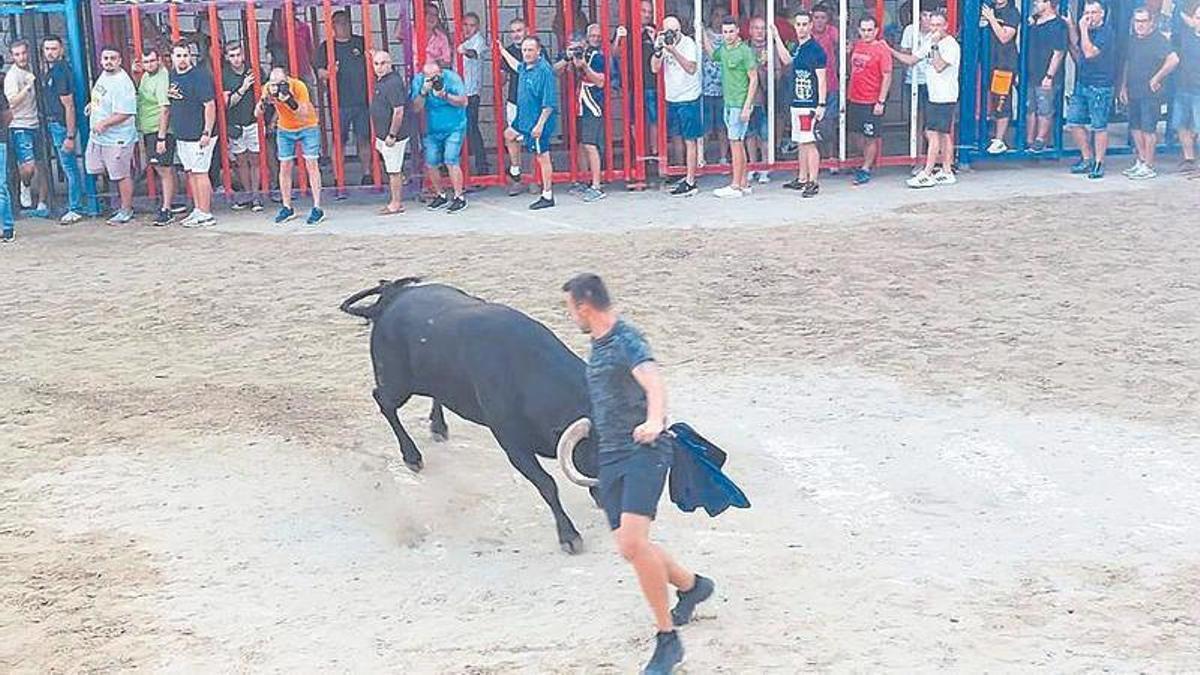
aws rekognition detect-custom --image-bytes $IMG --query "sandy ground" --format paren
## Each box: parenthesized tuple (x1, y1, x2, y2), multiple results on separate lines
(2, 169, 1199, 673)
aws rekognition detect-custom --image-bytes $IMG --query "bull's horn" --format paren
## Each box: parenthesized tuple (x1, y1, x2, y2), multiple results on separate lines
(557, 418, 599, 487)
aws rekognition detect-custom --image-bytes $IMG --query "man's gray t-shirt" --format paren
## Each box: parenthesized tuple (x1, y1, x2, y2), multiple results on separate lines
(586, 319, 671, 464)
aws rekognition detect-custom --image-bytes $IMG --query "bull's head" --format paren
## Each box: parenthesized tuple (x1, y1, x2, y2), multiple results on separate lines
(556, 418, 599, 488)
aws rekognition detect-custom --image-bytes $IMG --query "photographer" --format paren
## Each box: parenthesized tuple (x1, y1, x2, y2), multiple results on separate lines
(255, 66, 325, 225)
(411, 62, 470, 214)
(651, 15, 703, 197)
(568, 25, 608, 202)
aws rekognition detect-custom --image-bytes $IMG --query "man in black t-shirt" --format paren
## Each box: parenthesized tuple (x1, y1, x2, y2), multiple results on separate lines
(368, 51, 411, 215)
(316, 10, 373, 185)
(1120, 7, 1180, 179)
(40, 35, 90, 223)
(981, 0, 1020, 153)
(222, 42, 262, 211)
(1025, 0, 1068, 151)
(168, 41, 217, 227)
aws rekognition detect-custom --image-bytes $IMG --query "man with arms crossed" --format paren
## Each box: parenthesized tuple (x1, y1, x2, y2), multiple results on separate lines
(562, 273, 715, 675)
(772, 9, 827, 198)
(370, 51, 412, 215)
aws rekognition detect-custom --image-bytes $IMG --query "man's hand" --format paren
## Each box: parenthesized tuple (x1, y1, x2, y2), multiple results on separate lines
(421, 79, 433, 95)
(199, 132, 212, 148)
(815, 105, 826, 121)
(241, 75, 254, 93)
(633, 419, 664, 445)
(1150, 78, 1164, 93)
(155, 139, 167, 155)
(740, 106, 751, 122)
(1041, 75, 1053, 89)
(62, 137, 75, 153)
(385, 134, 396, 147)
(981, 5, 995, 22)
(873, 102, 885, 116)
(1079, 14, 1092, 30)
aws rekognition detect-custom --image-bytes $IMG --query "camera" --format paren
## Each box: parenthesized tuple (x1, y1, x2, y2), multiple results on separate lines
(568, 45, 586, 60)
(272, 81, 292, 99)
(662, 29, 679, 46)
(430, 74, 444, 92)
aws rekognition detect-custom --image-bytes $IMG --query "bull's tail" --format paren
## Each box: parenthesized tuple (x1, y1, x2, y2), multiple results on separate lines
(339, 277, 422, 320)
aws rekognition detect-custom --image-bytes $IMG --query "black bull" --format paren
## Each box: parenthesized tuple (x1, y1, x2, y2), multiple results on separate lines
(340, 278, 600, 554)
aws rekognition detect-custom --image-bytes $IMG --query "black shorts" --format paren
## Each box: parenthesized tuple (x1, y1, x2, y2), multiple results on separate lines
(847, 102, 881, 138)
(598, 449, 672, 530)
(925, 102, 956, 133)
(143, 133, 177, 166)
(1128, 97, 1161, 133)
(339, 104, 372, 142)
(988, 69, 1015, 120)
(578, 114, 604, 148)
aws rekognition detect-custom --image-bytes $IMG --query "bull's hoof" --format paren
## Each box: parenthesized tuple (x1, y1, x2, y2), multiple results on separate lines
(404, 458, 424, 473)
(560, 535, 584, 555)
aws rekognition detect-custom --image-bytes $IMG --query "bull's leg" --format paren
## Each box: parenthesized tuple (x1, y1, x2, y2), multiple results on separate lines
(429, 400, 449, 442)
(372, 388, 425, 472)
(499, 444, 584, 555)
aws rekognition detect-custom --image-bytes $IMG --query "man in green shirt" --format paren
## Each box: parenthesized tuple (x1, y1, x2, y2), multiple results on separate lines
(703, 16, 758, 197)
(134, 47, 176, 226)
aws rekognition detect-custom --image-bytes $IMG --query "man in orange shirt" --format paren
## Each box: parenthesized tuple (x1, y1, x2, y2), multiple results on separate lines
(256, 66, 325, 225)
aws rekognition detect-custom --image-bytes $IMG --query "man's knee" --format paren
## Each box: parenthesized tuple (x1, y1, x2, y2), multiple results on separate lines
(615, 529, 647, 561)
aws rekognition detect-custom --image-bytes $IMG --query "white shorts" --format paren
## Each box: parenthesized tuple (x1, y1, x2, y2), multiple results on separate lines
(791, 107, 818, 144)
(505, 102, 518, 125)
(375, 136, 409, 175)
(177, 139, 216, 173)
(228, 123, 260, 155)
(84, 141, 135, 180)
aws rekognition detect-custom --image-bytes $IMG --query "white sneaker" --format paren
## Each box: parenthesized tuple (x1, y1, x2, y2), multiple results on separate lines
(757, 171, 771, 184)
(106, 210, 134, 225)
(179, 210, 200, 227)
(59, 211, 84, 225)
(933, 170, 957, 185)
(1130, 164, 1157, 180)
(907, 172, 937, 188)
(18, 183, 32, 209)
(986, 138, 1008, 154)
(1122, 161, 1144, 177)
(713, 185, 743, 198)
(182, 211, 215, 228)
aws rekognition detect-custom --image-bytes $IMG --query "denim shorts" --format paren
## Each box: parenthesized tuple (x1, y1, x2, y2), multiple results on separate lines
(423, 129, 464, 166)
(10, 128, 39, 165)
(746, 105, 768, 139)
(1027, 86, 1059, 118)
(1066, 83, 1114, 131)
(276, 125, 321, 160)
(724, 106, 750, 141)
(667, 98, 704, 140)
(1172, 91, 1200, 132)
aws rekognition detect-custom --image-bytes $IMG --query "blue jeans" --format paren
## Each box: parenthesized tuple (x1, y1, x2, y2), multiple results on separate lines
(0, 142, 13, 236)
(48, 121, 85, 213)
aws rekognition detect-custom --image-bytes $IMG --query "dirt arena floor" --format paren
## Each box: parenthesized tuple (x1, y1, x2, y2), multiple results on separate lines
(2, 173, 1199, 672)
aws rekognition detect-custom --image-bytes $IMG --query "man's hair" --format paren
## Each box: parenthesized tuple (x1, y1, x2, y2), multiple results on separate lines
(562, 273, 612, 310)
(794, 9, 813, 21)
(465, 11, 481, 22)
(224, 41, 242, 55)
(1083, 0, 1104, 9)
(721, 15, 738, 27)
(859, 14, 879, 27)
(510, 17, 527, 28)
(142, 46, 159, 58)
(9, 38, 29, 53)
(812, 3, 833, 16)
(521, 35, 542, 48)
(99, 44, 121, 57)
(1132, 6, 1151, 18)
(41, 34, 63, 47)
(171, 39, 193, 53)
(333, 9, 350, 21)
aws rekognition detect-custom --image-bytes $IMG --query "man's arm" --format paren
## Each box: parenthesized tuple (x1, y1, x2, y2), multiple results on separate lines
(631, 361, 667, 443)
(387, 105, 405, 139)
(670, 41, 699, 74)
(742, 63, 758, 120)
(1150, 51, 1181, 92)
(62, 92, 77, 151)
(876, 67, 892, 114)
(4, 73, 34, 107)
(497, 41, 520, 70)
(583, 57, 606, 86)
(815, 66, 828, 119)
(771, 25, 793, 65)
(1079, 21, 1100, 59)
(1044, 48, 1066, 86)
(983, 7, 1018, 44)
(200, 99, 215, 146)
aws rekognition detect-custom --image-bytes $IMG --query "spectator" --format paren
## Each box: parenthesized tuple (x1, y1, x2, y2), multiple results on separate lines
(745, 16, 771, 184)
(553, 0, 591, 50)
(703, 15, 758, 198)
(772, 9, 827, 198)
(701, 5, 728, 165)
(811, 4, 840, 158)
(0, 78, 12, 242)
(412, 62, 470, 213)
(168, 41, 217, 227)
(847, 15, 892, 185)
(1174, 2, 1200, 174)
(256, 66, 325, 224)
(901, 11, 960, 188)
(615, 0, 661, 166)
(85, 45, 138, 225)
(570, 25, 609, 202)
(498, 19, 549, 139)
(316, 10, 373, 185)
(504, 36, 559, 210)
(1025, 0, 1069, 152)
(41, 36, 90, 224)
(1066, 0, 1118, 179)
(4, 39, 49, 219)
(653, 14, 703, 197)
(133, 47, 177, 226)
(894, 6, 934, 164)
(982, 0, 1020, 154)
(1121, 7, 1179, 179)
(420, 2, 454, 69)
(458, 12, 490, 175)
(222, 42, 263, 211)
(369, 51, 411, 215)
(267, 8, 315, 83)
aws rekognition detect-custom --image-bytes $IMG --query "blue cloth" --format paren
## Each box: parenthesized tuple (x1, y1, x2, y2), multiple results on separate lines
(48, 121, 85, 213)
(577, 48, 607, 117)
(514, 58, 558, 134)
(411, 70, 468, 135)
(1077, 22, 1118, 87)
(1172, 91, 1200, 131)
(424, 129, 464, 166)
(667, 97, 704, 140)
(667, 422, 751, 517)
(790, 39, 828, 108)
(10, 128, 38, 165)
(276, 126, 321, 160)
(0, 142, 12, 235)
(724, 105, 749, 140)
(1066, 82, 1114, 130)
(586, 319, 671, 463)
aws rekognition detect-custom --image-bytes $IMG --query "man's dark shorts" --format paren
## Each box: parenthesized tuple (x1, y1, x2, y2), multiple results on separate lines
(143, 133, 177, 165)
(339, 104, 373, 143)
(578, 114, 605, 148)
(1128, 97, 1161, 133)
(847, 102, 880, 138)
(598, 447, 672, 530)
(925, 102, 956, 133)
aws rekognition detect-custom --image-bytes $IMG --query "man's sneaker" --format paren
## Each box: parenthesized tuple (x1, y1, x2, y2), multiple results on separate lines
(642, 630, 685, 675)
(152, 209, 172, 226)
(251, 199, 264, 212)
(59, 210, 84, 225)
(18, 183, 32, 209)
(669, 181, 698, 197)
(801, 181, 820, 198)
(907, 171, 937, 188)
(427, 194, 450, 210)
(713, 185, 742, 198)
(782, 177, 807, 190)
(582, 186, 607, 202)
(506, 166, 522, 183)
(1088, 162, 1105, 180)
(986, 138, 1008, 154)
(757, 170, 771, 184)
(672, 575, 715, 626)
(1177, 159, 1197, 174)
(1, 230, 13, 243)
(29, 206, 51, 219)
(529, 196, 555, 210)
(106, 210, 134, 225)
(231, 200, 253, 211)
(1130, 164, 1157, 180)
(170, 202, 190, 215)
(1070, 159, 1094, 174)
(273, 206, 296, 224)
(852, 168, 872, 185)
(447, 195, 468, 213)
(1122, 160, 1144, 177)
(1029, 138, 1047, 153)
(182, 211, 215, 228)
(306, 207, 325, 225)
(933, 170, 958, 185)
(507, 181, 524, 196)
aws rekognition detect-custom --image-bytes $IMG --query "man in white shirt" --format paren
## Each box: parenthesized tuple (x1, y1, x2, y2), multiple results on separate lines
(894, 7, 934, 162)
(457, 11, 490, 174)
(4, 39, 49, 218)
(652, 15, 703, 197)
(898, 11, 960, 187)
(85, 46, 139, 223)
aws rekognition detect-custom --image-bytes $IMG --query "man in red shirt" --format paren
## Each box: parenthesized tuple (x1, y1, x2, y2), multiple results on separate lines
(847, 14, 892, 185)
(812, 4, 840, 156)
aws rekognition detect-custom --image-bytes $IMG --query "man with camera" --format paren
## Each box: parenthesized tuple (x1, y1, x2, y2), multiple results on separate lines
(504, 36, 559, 210)
(256, 66, 325, 224)
(1065, 0, 1118, 179)
(772, 10, 827, 198)
(567, 25, 608, 203)
(168, 40, 217, 227)
(411, 62, 470, 213)
(652, 16, 702, 197)
(222, 42, 263, 212)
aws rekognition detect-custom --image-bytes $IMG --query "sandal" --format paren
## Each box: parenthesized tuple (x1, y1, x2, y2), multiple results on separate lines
(378, 205, 405, 215)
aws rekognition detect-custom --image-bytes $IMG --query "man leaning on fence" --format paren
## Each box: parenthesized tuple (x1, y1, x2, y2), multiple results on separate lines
(5, 39, 49, 220)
